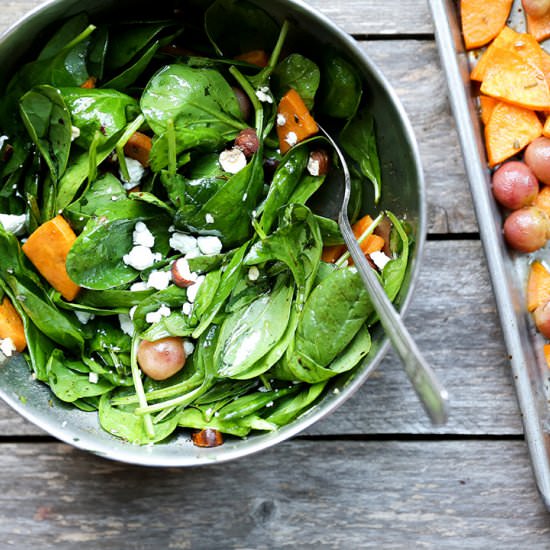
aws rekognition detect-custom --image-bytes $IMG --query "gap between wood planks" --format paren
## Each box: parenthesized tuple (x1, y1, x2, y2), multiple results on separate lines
(352, 33, 435, 41)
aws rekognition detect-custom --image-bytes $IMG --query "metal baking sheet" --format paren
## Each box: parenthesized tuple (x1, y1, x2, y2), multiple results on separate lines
(429, 0, 550, 510)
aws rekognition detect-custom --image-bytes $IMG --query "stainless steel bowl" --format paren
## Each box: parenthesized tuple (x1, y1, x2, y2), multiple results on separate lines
(0, 0, 426, 466)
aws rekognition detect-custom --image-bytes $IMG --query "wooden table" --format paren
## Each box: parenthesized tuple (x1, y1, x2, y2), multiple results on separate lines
(1, 1, 549, 547)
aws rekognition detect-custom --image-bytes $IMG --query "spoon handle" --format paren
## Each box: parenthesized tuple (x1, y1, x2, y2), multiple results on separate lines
(339, 215, 449, 425)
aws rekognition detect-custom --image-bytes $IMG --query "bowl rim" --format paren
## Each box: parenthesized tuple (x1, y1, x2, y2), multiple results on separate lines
(0, 0, 427, 466)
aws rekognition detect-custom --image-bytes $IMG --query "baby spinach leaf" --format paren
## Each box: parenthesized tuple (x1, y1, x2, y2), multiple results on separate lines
(288, 173, 326, 207)
(87, 26, 109, 81)
(265, 381, 327, 426)
(38, 14, 90, 61)
(294, 267, 374, 370)
(259, 146, 308, 234)
(177, 407, 251, 437)
(380, 212, 410, 303)
(245, 204, 322, 306)
(340, 109, 382, 205)
(272, 54, 320, 109)
(99, 390, 179, 444)
(215, 277, 294, 378)
(132, 285, 188, 334)
(60, 88, 140, 148)
(319, 51, 362, 119)
(205, 0, 279, 57)
(141, 64, 244, 136)
(19, 85, 72, 182)
(66, 203, 170, 289)
(47, 349, 113, 403)
(180, 152, 264, 246)
(78, 288, 154, 309)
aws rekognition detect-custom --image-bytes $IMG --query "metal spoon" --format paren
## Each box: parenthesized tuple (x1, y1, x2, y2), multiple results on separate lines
(318, 124, 449, 425)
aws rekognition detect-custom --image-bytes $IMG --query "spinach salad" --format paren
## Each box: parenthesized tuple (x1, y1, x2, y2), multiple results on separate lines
(0, 1, 411, 446)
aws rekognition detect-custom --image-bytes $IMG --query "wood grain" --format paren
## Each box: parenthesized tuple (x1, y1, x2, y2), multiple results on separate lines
(0, 440, 548, 549)
(0, 241, 521, 437)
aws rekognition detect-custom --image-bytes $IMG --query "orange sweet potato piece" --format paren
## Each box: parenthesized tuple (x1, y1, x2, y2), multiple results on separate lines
(234, 50, 269, 67)
(479, 95, 498, 125)
(480, 47, 550, 110)
(81, 76, 97, 89)
(527, 260, 550, 312)
(543, 344, 550, 369)
(0, 297, 26, 352)
(22, 216, 81, 301)
(526, 10, 550, 42)
(460, 0, 513, 50)
(535, 185, 550, 215)
(124, 132, 152, 168)
(321, 215, 385, 264)
(276, 89, 319, 154)
(484, 101, 543, 167)
(543, 115, 550, 138)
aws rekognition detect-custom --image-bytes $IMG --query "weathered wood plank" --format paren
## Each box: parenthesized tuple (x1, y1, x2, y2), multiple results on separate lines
(0, 440, 548, 548)
(0, 240, 521, 437)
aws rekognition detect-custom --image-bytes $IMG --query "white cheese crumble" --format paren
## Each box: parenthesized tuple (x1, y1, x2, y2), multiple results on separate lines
(370, 250, 392, 271)
(133, 221, 155, 248)
(123, 246, 161, 271)
(0, 213, 26, 236)
(75, 311, 95, 325)
(88, 372, 99, 384)
(219, 148, 247, 174)
(255, 86, 273, 103)
(183, 339, 195, 356)
(146, 304, 171, 324)
(182, 302, 192, 316)
(186, 275, 205, 303)
(276, 113, 287, 126)
(205, 213, 215, 224)
(248, 266, 260, 281)
(70, 126, 81, 142)
(284, 131, 298, 147)
(120, 157, 145, 190)
(169, 232, 199, 255)
(197, 236, 223, 256)
(130, 281, 149, 292)
(0, 337, 16, 357)
(118, 314, 134, 337)
(147, 269, 172, 291)
(307, 156, 320, 177)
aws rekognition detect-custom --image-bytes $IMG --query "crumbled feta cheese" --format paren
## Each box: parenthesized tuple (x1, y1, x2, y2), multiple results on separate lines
(265, 401, 274, 408)
(129, 306, 137, 320)
(248, 266, 260, 281)
(130, 281, 149, 292)
(111, 195, 118, 201)
(284, 131, 298, 147)
(370, 250, 392, 271)
(0, 337, 16, 357)
(307, 156, 320, 176)
(118, 314, 134, 336)
(184, 248, 202, 260)
(120, 157, 145, 190)
(133, 221, 155, 248)
(197, 236, 223, 256)
(219, 148, 247, 174)
(145, 304, 171, 324)
(182, 302, 192, 316)
(70, 126, 81, 142)
(205, 213, 215, 224)
(255, 86, 273, 103)
(0, 213, 26, 236)
(75, 311, 94, 325)
(88, 372, 99, 384)
(147, 269, 172, 291)
(186, 275, 205, 303)
(169, 232, 199, 255)
(123, 246, 161, 271)
(183, 340, 195, 356)
(276, 113, 287, 126)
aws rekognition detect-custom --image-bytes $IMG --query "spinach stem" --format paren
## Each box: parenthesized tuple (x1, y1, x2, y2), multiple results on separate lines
(229, 66, 264, 134)
(117, 145, 130, 181)
(87, 131, 101, 185)
(335, 212, 384, 268)
(268, 20, 290, 70)
(166, 119, 177, 177)
(130, 336, 155, 438)
(115, 114, 145, 150)
(135, 384, 205, 415)
(64, 24, 96, 52)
